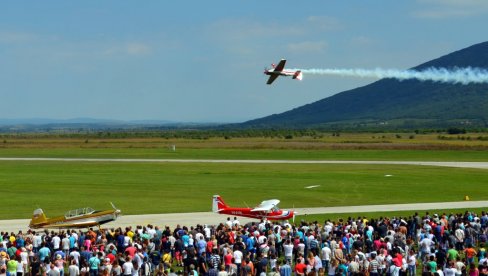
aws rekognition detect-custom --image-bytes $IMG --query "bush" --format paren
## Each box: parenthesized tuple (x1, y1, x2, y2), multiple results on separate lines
(447, 128, 466, 134)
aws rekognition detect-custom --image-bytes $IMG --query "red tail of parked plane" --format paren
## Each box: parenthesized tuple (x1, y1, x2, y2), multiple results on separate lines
(212, 195, 229, 213)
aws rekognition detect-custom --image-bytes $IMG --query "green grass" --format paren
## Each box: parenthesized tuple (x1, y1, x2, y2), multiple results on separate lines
(2, 161, 488, 220)
(1, 148, 488, 161)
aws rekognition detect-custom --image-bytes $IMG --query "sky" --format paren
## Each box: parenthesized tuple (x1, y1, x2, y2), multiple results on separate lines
(0, 1, 487, 123)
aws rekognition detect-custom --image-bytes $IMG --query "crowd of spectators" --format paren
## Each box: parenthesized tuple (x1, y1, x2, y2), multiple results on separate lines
(0, 210, 487, 276)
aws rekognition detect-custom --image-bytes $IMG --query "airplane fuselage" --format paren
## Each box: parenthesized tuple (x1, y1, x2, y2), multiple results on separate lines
(216, 207, 294, 221)
(264, 69, 299, 77)
(29, 208, 121, 229)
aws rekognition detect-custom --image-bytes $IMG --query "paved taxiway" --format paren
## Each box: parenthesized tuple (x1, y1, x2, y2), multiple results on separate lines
(1, 201, 487, 233)
(1, 157, 488, 169)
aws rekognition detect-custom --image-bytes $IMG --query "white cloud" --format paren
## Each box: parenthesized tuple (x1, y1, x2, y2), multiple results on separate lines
(126, 42, 151, 55)
(349, 36, 375, 47)
(413, 0, 488, 18)
(0, 31, 38, 43)
(287, 41, 327, 53)
(102, 42, 152, 57)
(307, 16, 343, 31)
(207, 19, 305, 40)
(204, 16, 342, 56)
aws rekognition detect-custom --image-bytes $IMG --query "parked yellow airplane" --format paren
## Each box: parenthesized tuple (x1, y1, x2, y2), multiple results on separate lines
(29, 203, 121, 229)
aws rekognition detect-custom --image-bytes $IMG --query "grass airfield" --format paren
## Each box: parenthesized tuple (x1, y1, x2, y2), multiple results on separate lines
(0, 133, 487, 221)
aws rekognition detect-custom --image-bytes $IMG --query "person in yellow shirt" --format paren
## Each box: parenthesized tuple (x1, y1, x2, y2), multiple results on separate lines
(162, 250, 172, 269)
(126, 227, 135, 243)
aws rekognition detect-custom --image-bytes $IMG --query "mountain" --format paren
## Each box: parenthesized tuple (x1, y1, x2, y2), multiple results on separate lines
(242, 41, 488, 129)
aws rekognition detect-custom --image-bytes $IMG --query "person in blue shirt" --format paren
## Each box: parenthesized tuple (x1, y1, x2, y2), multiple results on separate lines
(88, 252, 101, 276)
(279, 259, 292, 276)
(181, 232, 190, 248)
(246, 234, 256, 260)
(38, 243, 51, 262)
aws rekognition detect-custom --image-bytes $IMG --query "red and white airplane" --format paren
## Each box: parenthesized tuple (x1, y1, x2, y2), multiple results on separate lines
(264, 59, 303, 85)
(212, 195, 295, 221)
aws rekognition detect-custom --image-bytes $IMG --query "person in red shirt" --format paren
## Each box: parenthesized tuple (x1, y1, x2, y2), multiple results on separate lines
(206, 238, 213, 255)
(393, 252, 403, 267)
(224, 250, 233, 270)
(295, 261, 307, 276)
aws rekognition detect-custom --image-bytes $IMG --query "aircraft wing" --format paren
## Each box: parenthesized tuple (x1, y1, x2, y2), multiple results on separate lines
(274, 59, 286, 71)
(266, 74, 279, 85)
(251, 199, 280, 212)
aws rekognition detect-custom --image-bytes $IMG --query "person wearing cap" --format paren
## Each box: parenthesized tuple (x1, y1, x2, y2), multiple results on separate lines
(54, 254, 66, 276)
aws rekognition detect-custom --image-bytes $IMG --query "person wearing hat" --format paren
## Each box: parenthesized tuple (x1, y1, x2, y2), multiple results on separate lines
(54, 254, 66, 276)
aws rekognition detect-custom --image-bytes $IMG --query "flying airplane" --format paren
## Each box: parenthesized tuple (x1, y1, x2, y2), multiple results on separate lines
(29, 203, 121, 229)
(212, 195, 295, 221)
(264, 59, 303, 85)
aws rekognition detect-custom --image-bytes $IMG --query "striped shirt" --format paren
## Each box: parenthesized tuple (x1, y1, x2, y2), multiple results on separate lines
(369, 260, 379, 273)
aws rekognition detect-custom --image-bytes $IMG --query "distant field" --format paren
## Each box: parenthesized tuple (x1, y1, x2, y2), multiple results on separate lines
(1, 134, 488, 161)
(1, 161, 487, 220)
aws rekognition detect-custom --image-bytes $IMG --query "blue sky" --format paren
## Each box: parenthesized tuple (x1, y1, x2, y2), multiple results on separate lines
(0, 1, 487, 123)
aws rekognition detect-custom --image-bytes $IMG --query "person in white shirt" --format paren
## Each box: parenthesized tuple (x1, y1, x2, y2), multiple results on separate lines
(321, 244, 332, 271)
(68, 260, 80, 276)
(122, 257, 134, 276)
(444, 261, 457, 276)
(283, 240, 294, 265)
(52, 235, 61, 251)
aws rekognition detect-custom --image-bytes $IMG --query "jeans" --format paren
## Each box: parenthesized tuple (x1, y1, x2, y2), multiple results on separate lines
(408, 265, 416, 276)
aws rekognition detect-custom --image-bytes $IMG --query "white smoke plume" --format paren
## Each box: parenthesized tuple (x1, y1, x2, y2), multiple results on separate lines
(296, 67, 488, 85)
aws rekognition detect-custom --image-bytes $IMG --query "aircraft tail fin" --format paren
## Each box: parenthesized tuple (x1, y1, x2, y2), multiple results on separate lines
(29, 208, 47, 228)
(293, 70, 303, 81)
(212, 195, 228, 213)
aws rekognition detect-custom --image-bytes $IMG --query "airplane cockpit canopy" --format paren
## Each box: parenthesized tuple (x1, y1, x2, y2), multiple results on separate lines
(65, 207, 95, 218)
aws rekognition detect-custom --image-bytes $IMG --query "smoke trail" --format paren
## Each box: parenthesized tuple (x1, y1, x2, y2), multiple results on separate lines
(296, 67, 488, 85)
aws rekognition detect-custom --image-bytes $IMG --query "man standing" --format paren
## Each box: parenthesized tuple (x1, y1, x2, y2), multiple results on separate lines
(454, 227, 464, 251)
(279, 260, 292, 276)
(68, 260, 80, 276)
(321, 243, 331, 272)
(210, 249, 221, 270)
(39, 243, 51, 262)
(88, 252, 100, 276)
(283, 240, 293, 265)
(233, 247, 243, 273)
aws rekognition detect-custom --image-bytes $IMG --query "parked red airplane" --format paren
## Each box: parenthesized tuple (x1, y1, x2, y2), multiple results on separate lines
(212, 195, 295, 221)
(264, 59, 303, 85)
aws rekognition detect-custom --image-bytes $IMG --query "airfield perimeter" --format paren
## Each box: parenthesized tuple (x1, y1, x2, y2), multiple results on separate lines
(0, 157, 487, 232)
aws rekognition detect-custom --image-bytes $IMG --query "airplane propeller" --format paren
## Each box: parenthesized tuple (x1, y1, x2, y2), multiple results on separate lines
(292, 203, 296, 224)
(110, 202, 122, 216)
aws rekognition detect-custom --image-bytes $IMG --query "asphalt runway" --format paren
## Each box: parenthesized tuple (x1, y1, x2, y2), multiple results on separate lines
(1, 200, 487, 233)
(0, 157, 488, 169)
